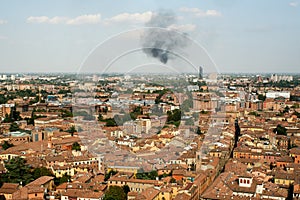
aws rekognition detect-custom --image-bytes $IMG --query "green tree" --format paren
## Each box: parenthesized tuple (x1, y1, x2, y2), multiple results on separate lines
(2, 108, 21, 123)
(9, 122, 20, 132)
(33, 167, 53, 179)
(67, 126, 77, 135)
(54, 173, 71, 186)
(283, 106, 290, 113)
(170, 178, 176, 183)
(27, 109, 37, 125)
(105, 118, 118, 127)
(104, 186, 126, 200)
(200, 110, 208, 114)
(104, 170, 118, 181)
(98, 113, 103, 121)
(273, 124, 287, 136)
(122, 185, 130, 194)
(2, 114, 13, 123)
(71, 142, 81, 151)
(248, 111, 259, 116)
(1, 157, 34, 185)
(293, 112, 300, 118)
(258, 94, 266, 101)
(11, 109, 22, 121)
(29, 96, 39, 105)
(154, 89, 169, 104)
(0, 94, 8, 104)
(149, 170, 158, 179)
(136, 170, 158, 180)
(166, 109, 181, 127)
(61, 110, 73, 118)
(196, 127, 202, 135)
(1, 141, 14, 150)
(58, 89, 71, 94)
(130, 106, 142, 120)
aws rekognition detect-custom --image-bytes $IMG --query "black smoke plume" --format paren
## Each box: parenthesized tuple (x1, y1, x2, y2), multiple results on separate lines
(141, 11, 188, 64)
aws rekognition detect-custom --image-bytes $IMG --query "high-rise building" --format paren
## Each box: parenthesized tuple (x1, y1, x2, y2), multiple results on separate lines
(199, 66, 203, 79)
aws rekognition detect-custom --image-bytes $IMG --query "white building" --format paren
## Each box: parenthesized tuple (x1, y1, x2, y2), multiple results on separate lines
(266, 91, 290, 99)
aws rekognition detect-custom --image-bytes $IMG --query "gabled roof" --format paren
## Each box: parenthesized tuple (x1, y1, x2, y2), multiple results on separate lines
(25, 176, 54, 187)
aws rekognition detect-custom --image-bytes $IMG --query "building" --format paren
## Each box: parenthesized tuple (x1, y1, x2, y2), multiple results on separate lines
(199, 66, 203, 79)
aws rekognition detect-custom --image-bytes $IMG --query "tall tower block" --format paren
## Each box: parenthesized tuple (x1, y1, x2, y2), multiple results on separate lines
(199, 66, 203, 79)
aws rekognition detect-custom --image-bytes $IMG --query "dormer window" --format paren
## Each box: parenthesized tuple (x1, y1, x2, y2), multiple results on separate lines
(238, 177, 252, 188)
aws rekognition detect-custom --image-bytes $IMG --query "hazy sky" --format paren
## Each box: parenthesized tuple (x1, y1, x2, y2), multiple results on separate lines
(0, 0, 299, 73)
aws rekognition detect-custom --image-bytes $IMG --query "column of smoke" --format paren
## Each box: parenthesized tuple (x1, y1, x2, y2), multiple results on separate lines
(141, 11, 189, 64)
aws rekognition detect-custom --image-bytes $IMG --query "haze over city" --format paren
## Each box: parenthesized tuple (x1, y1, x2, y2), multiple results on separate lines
(1, 1, 300, 199)
(0, 0, 300, 73)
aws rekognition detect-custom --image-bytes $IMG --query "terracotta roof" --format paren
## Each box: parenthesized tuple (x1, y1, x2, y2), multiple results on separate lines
(0, 183, 19, 194)
(290, 147, 300, 155)
(277, 155, 293, 163)
(25, 176, 54, 187)
(173, 169, 185, 175)
(224, 159, 248, 175)
(62, 189, 104, 198)
(201, 172, 236, 199)
(128, 191, 147, 200)
(140, 187, 160, 200)
(12, 186, 44, 200)
(1, 140, 48, 154)
(109, 176, 158, 185)
(274, 171, 295, 180)
(174, 192, 191, 200)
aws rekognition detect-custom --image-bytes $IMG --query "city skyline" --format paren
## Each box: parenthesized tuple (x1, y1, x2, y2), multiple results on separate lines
(0, 0, 300, 73)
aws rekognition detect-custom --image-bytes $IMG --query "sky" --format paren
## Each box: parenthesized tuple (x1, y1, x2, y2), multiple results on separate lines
(0, 0, 300, 74)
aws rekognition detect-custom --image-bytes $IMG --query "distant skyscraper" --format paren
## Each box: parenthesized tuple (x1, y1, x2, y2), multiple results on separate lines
(199, 66, 203, 79)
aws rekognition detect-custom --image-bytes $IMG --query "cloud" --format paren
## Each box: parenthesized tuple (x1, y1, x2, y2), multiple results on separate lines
(168, 24, 196, 32)
(104, 11, 152, 24)
(0, 35, 8, 40)
(66, 14, 101, 25)
(289, 1, 298, 7)
(179, 7, 222, 17)
(26, 14, 101, 25)
(26, 16, 67, 24)
(0, 19, 8, 24)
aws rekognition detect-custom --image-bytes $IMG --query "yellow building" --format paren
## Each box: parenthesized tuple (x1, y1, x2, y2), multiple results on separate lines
(107, 165, 141, 175)
(108, 173, 159, 192)
(274, 172, 294, 187)
(51, 164, 75, 178)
